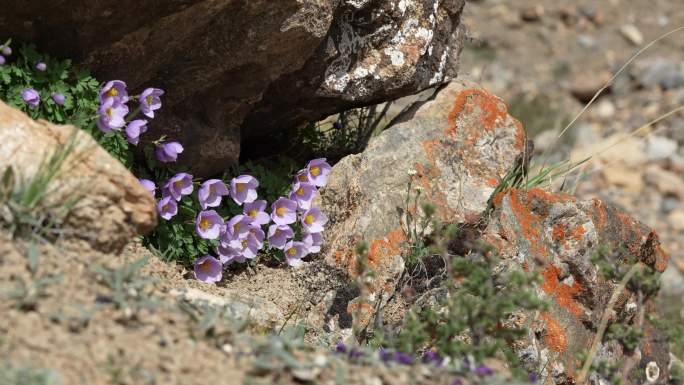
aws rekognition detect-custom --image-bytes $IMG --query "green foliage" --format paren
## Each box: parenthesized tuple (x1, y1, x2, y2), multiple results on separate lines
(392, 244, 544, 378)
(0, 362, 60, 385)
(91, 255, 159, 312)
(403, 177, 437, 267)
(2, 244, 63, 311)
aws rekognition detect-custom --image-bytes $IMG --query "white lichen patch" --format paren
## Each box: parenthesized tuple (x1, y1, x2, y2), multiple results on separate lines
(646, 361, 660, 383)
(384, 47, 405, 67)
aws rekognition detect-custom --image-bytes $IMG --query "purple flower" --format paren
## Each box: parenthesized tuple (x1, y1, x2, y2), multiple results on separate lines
(234, 233, 260, 260)
(306, 158, 331, 187)
(335, 342, 347, 354)
(302, 232, 323, 253)
(164, 173, 193, 201)
(394, 352, 413, 365)
(139, 179, 156, 196)
(284, 241, 308, 267)
(473, 365, 494, 377)
(243, 200, 270, 226)
(51, 93, 66, 106)
(248, 225, 265, 249)
(198, 179, 229, 210)
(422, 350, 443, 366)
(301, 207, 327, 233)
(378, 347, 393, 362)
(230, 175, 258, 205)
(125, 119, 148, 145)
(451, 379, 463, 385)
(140, 87, 164, 118)
(267, 224, 294, 249)
(528, 373, 538, 383)
(224, 215, 253, 241)
(155, 141, 183, 163)
(194, 255, 222, 283)
(100, 80, 129, 104)
(35, 62, 46, 72)
(1, 46, 11, 56)
(21, 88, 40, 108)
(0, 55, 5, 65)
(349, 348, 363, 359)
(96, 97, 129, 132)
(217, 243, 239, 264)
(157, 196, 177, 220)
(271, 197, 297, 225)
(295, 169, 311, 184)
(196, 210, 224, 239)
(289, 182, 317, 210)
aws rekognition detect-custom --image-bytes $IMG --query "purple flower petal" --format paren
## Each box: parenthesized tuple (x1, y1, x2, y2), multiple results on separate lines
(271, 197, 297, 225)
(194, 255, 222, 283)
(21, 88, 40, 108)
(157, 196, 177, 220)
(125, 119, 148, 145)
(139, 179, 156, 196)
(155, 141, 184, 163)
(230, 175, 259, 205)
(35, 62, 46, 71)
(306, 158, 332, 187)
(51, 93, 66, 106)
(198, 179, 229, 210)
(196, 210, 224, 239)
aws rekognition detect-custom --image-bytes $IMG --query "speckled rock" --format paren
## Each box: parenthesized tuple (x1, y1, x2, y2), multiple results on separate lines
(483, 188, 670, 385)
(319, 80, 527, 328)
(0, 0, 466, 176)
(0, 101, 156, 252)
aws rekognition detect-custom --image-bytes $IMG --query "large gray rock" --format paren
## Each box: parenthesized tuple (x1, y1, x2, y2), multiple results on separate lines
(0, 0, 466, 176)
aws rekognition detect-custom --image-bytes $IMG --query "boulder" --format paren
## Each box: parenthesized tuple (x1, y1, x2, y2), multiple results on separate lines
(0, 0, 466, 176)
(483, 188, 670, 384)
(0, 101, 156, 252)
(319, 80, 527, 326)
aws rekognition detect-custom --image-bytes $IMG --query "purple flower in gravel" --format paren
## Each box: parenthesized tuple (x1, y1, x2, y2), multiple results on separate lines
(267, 224, 293, 249)
(100, 80, 129, 104)
(295, 169, 311, 184)
(289, 182, 317, 211)
(194, 255, 222, 283)
(139, 179, 156, 196)
(348, 348, 363, 359)
(155, 141, 184, 163)
(394, 352, 413, 365)
(140, 87, 164, 118)
(451, 379, 463, 385)
(306, 158, 331, 187)
(198, 179, 229, 210)
(248, 225, 265, 249)
(335, 342, 347, 354)
(271, 197, 297, 225)
(0, 55, 5, 65)
(301, 207, 327, 233)
(157, 196, 177, 220)
(51, 93, 66, 106)
(473, 365, 494, 377)
(125, 119, 148, 145)
(1, 46, 11, 56)
(21, 88, 40, 108)
(164, 173, 193, 201)
(243, 200, 270, 226)
(528, 373, 538, 383)
(422, 350, 443, 366)
(235, 234, 260, 260)
(302, 232, 323, 253)
(378, 347, 393, 363)
(224, 214, 253, 241)
(217, 243, 239, 264)
(230, 175, 258, 205)
(196, 210, 224, 239)
(35, 62, 46, 71)
(97, 97, 128, 132)
(284, 240, 308, 267)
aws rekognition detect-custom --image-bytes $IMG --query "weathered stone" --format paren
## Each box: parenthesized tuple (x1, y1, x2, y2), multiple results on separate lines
(1, 0, 466, 176)
(0, 102, 156, 252)
(483, 188, 670, 384)
(319, 80, 527, 326)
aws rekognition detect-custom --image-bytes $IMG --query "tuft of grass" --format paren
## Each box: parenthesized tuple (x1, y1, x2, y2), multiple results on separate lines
(2, 243, 63, 311)
(91, 255, 159, 313)
(0, 362, 60, 385)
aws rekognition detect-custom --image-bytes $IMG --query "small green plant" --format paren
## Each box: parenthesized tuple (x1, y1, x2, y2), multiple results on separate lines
(403, 177, 437, 267)
(0, 362, 60, 385)
(91, 255, 158, 312)
(2, 244, 62, 311)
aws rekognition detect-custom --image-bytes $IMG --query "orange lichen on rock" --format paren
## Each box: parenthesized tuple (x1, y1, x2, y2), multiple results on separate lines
(446, 88, 509, 140)
(487, 177, 499, 187)
(368, 228, 406, 267)
(540, 312, 568, 353)
(541, 265, 583, 316)
(570, 225, 585, 241)
(552, 223, 567, 244)
(526, 187, 575, 204)
(507, 189, 548, 258)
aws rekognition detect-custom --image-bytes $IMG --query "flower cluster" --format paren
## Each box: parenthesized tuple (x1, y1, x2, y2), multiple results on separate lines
(185, 158, 331, 283)
(96, 80, 180, 161)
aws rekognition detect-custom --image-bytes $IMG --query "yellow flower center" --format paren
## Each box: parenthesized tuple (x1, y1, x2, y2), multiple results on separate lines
(208, 184, 214, 194)
(236, 183, 245, 193)
(234, 222, 241, 232)
(248, 209, 258, 218)
(199, 218, 210, 230)
(162, 204, 169, 211)
(298, 174, 308, 182)
(200, 261, 213, 273)
(106, 107, 113, 117)
(105, 88, 118, 97)
(241, 239, 248, 248)
(276, 207, 286, 217)
(174, 180, 183, 189)
(296, 187, 305, 196)
(287, 247, 297, 256)
(274, 229, 281, 236)
(146, 95, 153, 105)
(304, 214, 315, 225)
(310, 166, 321, 177)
